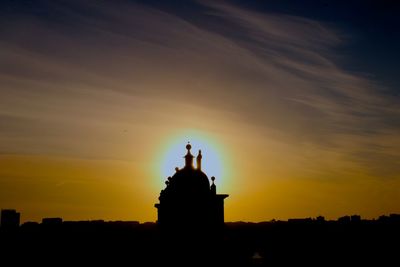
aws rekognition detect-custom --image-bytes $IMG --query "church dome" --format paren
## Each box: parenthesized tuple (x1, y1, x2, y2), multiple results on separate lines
(155, 143, 229, 227)
(169, 167, 210, 196)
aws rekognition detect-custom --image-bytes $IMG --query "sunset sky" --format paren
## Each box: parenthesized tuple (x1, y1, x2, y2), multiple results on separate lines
(1, 0, 399, 223)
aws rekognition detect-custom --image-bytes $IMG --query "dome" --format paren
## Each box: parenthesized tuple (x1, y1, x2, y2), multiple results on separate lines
(155, 143, 229, 227)
(168, 167, 211, 196)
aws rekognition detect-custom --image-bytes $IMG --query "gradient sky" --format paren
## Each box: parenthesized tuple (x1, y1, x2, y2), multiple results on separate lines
(1, 0, 399, 223)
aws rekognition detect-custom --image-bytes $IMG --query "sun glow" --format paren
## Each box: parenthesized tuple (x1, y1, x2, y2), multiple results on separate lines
(157, 131, 227, 187)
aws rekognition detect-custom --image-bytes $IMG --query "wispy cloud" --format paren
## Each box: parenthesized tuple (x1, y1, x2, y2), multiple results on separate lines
(0, 0, 399, 177)
(201, 2, 400, 176)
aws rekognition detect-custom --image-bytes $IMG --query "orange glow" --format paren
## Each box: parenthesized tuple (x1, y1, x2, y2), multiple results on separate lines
(0, 1, 399, 224)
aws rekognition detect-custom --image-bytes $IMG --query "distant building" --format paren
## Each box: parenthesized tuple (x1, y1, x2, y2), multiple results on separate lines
(1, 209, 20, 229)
(389, 214, 400, 222)
(155, 143, 228, 228)
(338, 216, 351, 223)
(21, 221, 39, 229)
(42, 217, 63, 226)
(288, 218, 313, 224)
(350, 215, 361, 222)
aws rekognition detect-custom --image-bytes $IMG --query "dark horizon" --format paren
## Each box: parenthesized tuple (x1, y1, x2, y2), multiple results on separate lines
(2, 209, 399, 266)
(2, 207, 400, 225)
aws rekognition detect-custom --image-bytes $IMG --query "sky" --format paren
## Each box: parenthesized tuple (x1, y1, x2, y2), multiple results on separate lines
(0, 0, 399, 223)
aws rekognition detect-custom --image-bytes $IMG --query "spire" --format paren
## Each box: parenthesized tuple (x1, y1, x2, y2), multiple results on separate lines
(196, 150, 202, 170)
(210, 176, 216, 195)
(184, 142, 194, 168)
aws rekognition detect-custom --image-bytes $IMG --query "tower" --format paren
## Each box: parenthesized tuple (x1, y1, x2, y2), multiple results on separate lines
(184, 143, 194, 168)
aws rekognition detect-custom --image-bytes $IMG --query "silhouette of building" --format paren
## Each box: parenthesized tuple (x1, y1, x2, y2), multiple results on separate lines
(155, 143, 228, 228)
(350, 215, 361, 222)
(1, 209, 20, 229)
(42, 217, 63, 226)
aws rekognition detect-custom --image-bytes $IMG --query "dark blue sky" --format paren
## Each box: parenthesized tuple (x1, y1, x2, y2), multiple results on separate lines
(1, 0, 399, 93)
(139, 0, 400, 92)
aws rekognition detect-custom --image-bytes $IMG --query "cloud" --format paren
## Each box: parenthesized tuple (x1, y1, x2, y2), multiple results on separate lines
(200, 2, 400, 174)
(0, 0, 398, 177)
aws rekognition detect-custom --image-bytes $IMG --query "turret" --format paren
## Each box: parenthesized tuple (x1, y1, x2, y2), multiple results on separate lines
(196, 150, 202, 170)
(184, 143, 194, 169)
(211, 176, 216, 195)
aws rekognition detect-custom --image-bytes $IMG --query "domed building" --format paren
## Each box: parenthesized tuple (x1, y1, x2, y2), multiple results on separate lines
(155, 143, 228, 228)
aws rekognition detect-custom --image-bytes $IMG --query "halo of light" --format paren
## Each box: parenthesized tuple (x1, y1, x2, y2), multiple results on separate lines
(157, 131, 227, 187)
